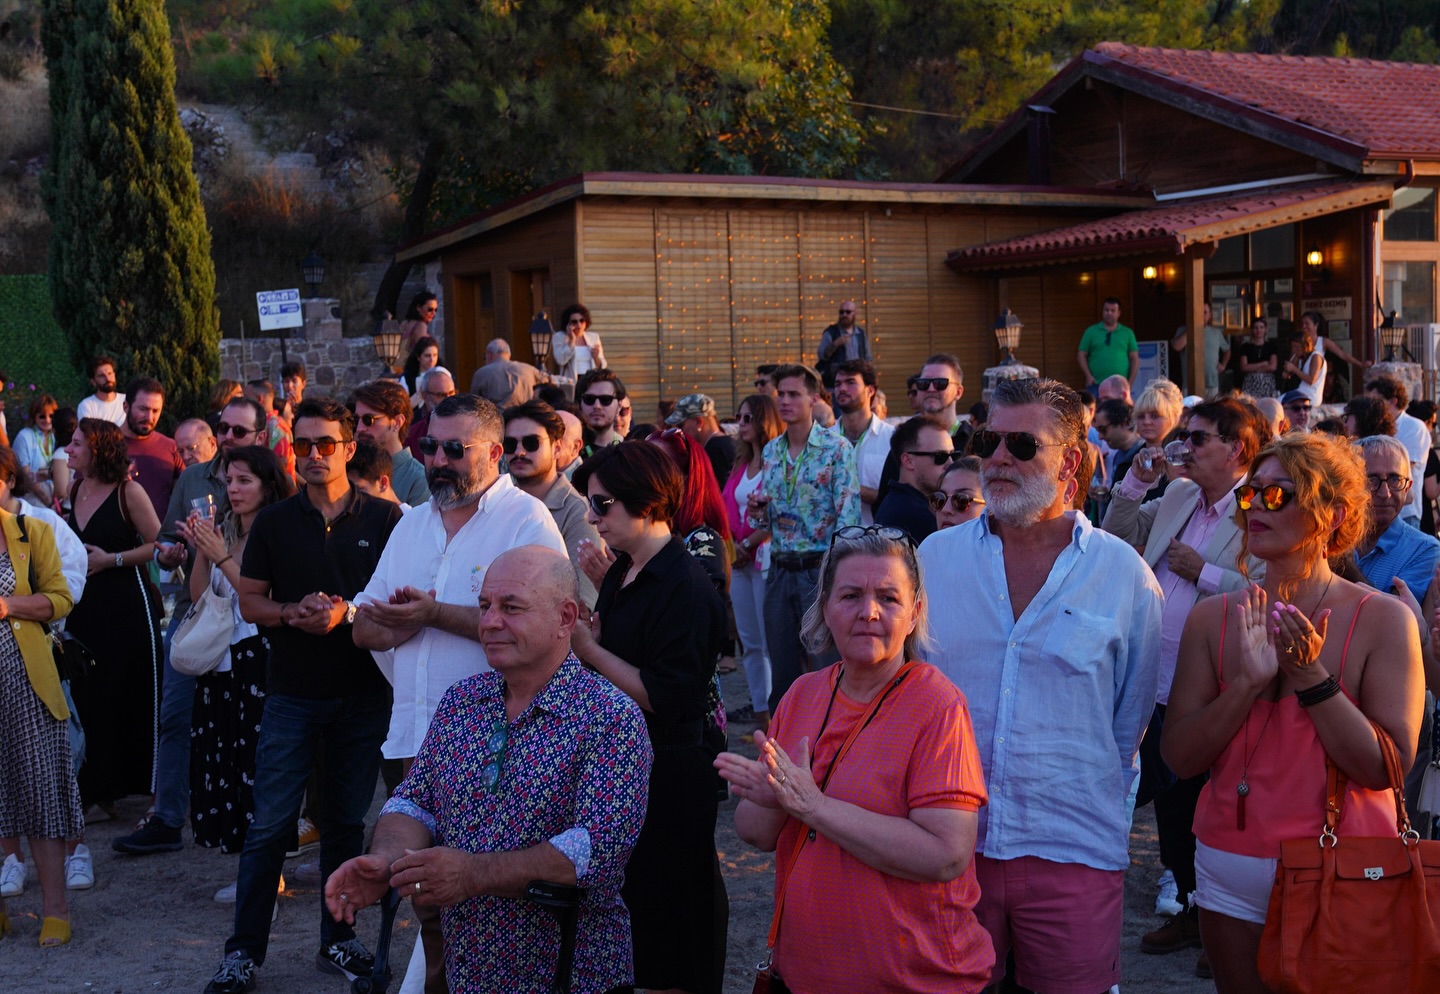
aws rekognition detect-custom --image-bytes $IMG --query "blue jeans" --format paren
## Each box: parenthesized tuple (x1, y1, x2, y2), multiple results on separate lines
(225, 689, 390, 965)
(763, 566, 820, 713)
(153, 611, 193, 829)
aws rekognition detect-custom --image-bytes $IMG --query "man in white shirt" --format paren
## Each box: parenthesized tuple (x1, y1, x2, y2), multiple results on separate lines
(830, 359, 894, 525)
(351, 393, 565, 994)
(1367, 374, 1431, 527)
(76, 356, 126, 425)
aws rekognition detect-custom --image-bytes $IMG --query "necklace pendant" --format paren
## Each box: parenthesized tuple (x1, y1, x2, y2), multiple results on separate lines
(1236, 779, 1250, 797)
(1236, 778, 1249, 831)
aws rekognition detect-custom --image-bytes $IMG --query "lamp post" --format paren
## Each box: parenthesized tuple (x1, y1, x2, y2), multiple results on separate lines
(993, 309, 1023, 365)
(302, 251, 325, 297)
(528, 313, 553, 371)
(372, 314, 403, 376)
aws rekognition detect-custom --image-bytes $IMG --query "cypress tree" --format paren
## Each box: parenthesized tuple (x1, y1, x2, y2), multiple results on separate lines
(41, 0, 218, 423)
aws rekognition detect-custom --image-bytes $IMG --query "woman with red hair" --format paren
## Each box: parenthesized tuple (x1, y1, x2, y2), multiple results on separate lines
(646, 427, 732, 591)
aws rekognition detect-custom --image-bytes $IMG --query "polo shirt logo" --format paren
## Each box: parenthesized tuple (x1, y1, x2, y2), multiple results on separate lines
(358, 539, 370, 547)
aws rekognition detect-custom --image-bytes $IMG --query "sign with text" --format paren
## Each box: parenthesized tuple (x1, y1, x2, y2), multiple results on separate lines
(256, 289, 304, 332)
(1300, 297, 1352, 321)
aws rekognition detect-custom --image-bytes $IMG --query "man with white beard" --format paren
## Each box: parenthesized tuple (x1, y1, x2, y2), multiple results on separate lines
(916, 377, 1162, 994)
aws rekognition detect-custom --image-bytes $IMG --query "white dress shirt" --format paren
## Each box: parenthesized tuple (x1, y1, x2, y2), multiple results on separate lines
(1394, 410, 1431, 522)
(357, 474, 567, 758)
(843, 414, 895, 525)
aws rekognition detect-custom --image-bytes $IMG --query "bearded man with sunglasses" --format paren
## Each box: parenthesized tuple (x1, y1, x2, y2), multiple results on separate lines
(575, 368, 627, 459)
(354, 379, 431, 506)
(917, 377, 1162, 994)
(874, 414, 953, 542)
(351, 393, 565, 994)
(1101, 396, 1268, 966)
(203, 397, 404, 994)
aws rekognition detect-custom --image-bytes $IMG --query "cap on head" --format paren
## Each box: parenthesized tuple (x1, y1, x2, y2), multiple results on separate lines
(665, 393, 716, 426)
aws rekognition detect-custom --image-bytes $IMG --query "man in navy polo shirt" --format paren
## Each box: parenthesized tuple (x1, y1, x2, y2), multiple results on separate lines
(202, 397, 402, 994)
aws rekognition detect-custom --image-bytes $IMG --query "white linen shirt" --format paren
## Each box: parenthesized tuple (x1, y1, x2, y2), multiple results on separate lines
(357, 474, 567, 759)
(845, 414, 895, 525)
(1394, 410, 1431, 521)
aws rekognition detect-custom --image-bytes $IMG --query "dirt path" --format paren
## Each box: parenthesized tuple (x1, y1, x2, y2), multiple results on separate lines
(2, 669, 1213, 993)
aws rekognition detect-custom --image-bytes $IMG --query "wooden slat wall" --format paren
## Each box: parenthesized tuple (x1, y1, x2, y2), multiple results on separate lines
(654, 210, 735, 413)
(926, 216, 995, 398)
(579, 204, 663, 419)
(729, 211, 802, 413)
(867, 216, 932, 395)
(799, 214, 868, 368)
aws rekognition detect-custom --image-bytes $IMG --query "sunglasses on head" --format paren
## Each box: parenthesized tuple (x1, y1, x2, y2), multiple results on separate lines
(503, 434, 542, 455)
(907, 449, 962, 467)
(1173, 428, 1229, 448)
(588, 493, 618, 517)
(581, 394, 616, 407)
(830, 524, 914, 549)
(417, 436, 481, 460)
(357, 413, 390, 427)
(478, 721, 507, 792)
(293, 437, 341, 457)
(973, 429, 1061, 461)
(928, 491, 986, 514)
(1234, 483, 1295, 512)
(915, 377, 950, 392)
(216, 422, 258, 439)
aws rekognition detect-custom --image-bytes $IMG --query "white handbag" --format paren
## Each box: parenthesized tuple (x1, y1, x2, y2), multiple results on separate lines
(170, 582, 235, 676)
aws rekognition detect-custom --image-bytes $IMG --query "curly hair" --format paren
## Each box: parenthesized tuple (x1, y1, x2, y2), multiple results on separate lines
(1237, 432, 1370, 599)
(77, 418, 130, 484)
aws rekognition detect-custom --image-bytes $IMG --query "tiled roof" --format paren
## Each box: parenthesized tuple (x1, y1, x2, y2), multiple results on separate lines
(1094, 43, 1440, 159)
(946, 180, 1395, 271)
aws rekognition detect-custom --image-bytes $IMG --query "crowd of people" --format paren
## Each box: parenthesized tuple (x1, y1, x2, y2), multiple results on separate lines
(0, 294, 1436, 994)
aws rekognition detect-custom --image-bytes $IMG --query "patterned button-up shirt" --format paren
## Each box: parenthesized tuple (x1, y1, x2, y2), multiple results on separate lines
(382, 654, 652, 994)
(756, 423, 861, 553)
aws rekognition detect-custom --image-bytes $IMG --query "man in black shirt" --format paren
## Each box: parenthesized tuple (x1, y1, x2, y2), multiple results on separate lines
(203, 397, 402, 994)
(874, 414, 954, 543)
(666, 392, 735, 485)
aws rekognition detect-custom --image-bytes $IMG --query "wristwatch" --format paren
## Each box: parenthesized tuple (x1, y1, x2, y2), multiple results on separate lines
(114, 552, 125, 569)
(343, 601, 358, 625)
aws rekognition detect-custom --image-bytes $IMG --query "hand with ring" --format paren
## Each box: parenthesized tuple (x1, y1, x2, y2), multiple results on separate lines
(1270, 600, 1330, 673)
(760, 735, 825, 824)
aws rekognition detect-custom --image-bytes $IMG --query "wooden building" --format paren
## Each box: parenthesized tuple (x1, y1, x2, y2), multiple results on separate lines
(402, 44, 1440, 411)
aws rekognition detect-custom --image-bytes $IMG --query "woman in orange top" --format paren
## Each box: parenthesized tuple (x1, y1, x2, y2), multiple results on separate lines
(1162, 432, 1423, 994)
(716, 526, 992, 993)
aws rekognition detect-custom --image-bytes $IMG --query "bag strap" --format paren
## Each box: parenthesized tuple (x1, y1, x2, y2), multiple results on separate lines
(1323, 718, 1414, 844)
(761, 660, 918, 960)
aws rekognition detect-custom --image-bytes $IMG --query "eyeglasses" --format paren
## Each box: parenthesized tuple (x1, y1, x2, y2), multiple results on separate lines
(216, 422, 259, 438)
(588, 493, 618, 517)
(906, 449, 961, 466)
(973, 430, 1062, 461)
(915, 377, 951, 392)
(618, 405, 632, 416)
(293, 437, 341, 457)
(417, 436, 482, 460)
(1283, 402, 1312, 412)
(580, 393, 617, 407)
(736, 413, 753, 424)
(502, 434, 542, 455)
(754, 379, 769, 388)
(1235, 483, 1296, 512)
(357, 413, 390, 427)
(420, 305, 438, 315)
(478, 721, 507, 792)
(1092, 420, 1112, 432)
(566, 318, 585, 327)
(928, 491, 986, 514)
(830, 524, 914, 549)
(1366, 473, 1412, 494)
(1173, 429, 1230, 448)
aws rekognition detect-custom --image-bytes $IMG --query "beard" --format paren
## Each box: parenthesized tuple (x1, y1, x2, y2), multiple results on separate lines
(981, 467, 1059, 528)
(427, 466, 484, 510)
(128, 417, 153, 437)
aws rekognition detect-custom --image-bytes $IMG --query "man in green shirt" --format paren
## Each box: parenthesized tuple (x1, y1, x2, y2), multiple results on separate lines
(1077, 297, 1139, 391)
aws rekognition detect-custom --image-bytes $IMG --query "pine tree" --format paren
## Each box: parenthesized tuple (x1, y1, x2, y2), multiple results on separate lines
(42, 0, 218, 423)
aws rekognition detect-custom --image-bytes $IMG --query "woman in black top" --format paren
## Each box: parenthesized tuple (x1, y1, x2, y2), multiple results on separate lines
(1234, 318, 1281, 398)
(570, 443, 728, 994)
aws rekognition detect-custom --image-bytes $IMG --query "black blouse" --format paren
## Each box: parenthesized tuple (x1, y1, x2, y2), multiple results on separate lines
(596, 536, 726, 731)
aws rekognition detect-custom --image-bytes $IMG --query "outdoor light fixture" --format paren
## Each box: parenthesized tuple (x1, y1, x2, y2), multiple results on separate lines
(372, 315, 403, 371)
(1305, 245, 1324, 268)
(993, 309, 1023, 365)
(302, 251, 325, 297)
(1380, 325, 1411, 363)
(1142, 265, 1158, 281)
(528, 313, 554, 370)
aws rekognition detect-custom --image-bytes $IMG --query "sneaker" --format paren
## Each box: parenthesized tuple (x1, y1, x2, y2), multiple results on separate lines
(1141, 910, 1203, 954)
(204, 951, 258, 994)
(292, 860, 321, 887)
(112, 817, 183, 854)
(1154, 868, 1183, 916)
(64, 844, 94, 890)
(286, 817, 320, 859)
(316, 938, 375, 982)
(0, 854, 24, 897)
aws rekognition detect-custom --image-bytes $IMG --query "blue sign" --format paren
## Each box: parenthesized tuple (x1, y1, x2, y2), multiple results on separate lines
(256, 289, 304, 331)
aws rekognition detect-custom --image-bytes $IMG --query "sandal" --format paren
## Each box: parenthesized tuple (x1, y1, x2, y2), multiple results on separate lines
(39, 916, 71, 947)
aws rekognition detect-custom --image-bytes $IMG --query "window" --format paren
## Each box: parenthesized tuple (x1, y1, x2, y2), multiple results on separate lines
(1384, 188, 1436, 242)
(1249, 224, 1294, 271)
(1384, 261, 1436, 326)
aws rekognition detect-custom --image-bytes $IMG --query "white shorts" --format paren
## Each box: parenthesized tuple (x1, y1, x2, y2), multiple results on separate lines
(1193, 840, 1278, 925)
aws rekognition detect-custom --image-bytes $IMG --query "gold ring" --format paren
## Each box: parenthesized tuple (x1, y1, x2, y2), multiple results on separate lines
(415, 881, 421, 894)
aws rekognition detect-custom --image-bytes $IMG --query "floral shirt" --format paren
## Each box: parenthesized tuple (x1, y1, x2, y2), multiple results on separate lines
(263, 414, 295, 479)
(382, 654, 652, 994)
(756, 423, 861, 554)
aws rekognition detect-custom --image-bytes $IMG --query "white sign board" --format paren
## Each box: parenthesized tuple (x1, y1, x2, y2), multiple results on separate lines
(256, 289, 304, 332)
(1135, 340, 1169, 395)
(1300, 297, 1352, 321)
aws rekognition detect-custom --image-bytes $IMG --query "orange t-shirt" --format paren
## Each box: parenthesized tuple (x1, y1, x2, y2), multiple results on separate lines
(768, 662, 994, 993)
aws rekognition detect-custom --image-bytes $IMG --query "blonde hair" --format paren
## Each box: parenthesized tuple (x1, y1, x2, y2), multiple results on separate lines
(1237, 432, 1370, 599)
(1135, 378, 1183, 435)
(801, 534, 929, 660)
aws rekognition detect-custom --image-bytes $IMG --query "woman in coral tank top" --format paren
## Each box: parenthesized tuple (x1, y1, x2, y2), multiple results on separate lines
(1161, 432, 1424, 994)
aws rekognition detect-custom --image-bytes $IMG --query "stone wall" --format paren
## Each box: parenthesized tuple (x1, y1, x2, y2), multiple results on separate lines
(218, 298, 391, 396)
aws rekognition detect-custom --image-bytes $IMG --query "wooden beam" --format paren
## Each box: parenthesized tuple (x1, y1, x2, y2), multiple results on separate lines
(1184, 250, 1208, 397)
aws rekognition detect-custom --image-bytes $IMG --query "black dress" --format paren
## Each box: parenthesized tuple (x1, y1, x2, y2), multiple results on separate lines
(190, 631, 268, 852)
(597, 537, 728, 994)
(67, 487, 163, 805)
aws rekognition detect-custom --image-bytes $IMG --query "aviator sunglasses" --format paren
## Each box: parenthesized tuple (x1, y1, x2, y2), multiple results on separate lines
(417, 436, 482, 460)
(972, 430, 1063, 461)
(1234, 483, 1296, 512)
(907, 450, 963, 467)
(928, 491, 986, 514)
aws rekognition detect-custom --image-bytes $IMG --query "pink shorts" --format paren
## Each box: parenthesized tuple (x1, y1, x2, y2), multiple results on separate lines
(973, 854, 1124, 994)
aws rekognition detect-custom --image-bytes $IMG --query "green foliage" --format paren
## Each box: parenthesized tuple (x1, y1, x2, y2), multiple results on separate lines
(0, 275, 88, 410)
(41, 0, 220, 425)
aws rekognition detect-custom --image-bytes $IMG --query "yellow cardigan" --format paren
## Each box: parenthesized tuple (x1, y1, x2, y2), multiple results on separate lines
(1, 509, 74, 719)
